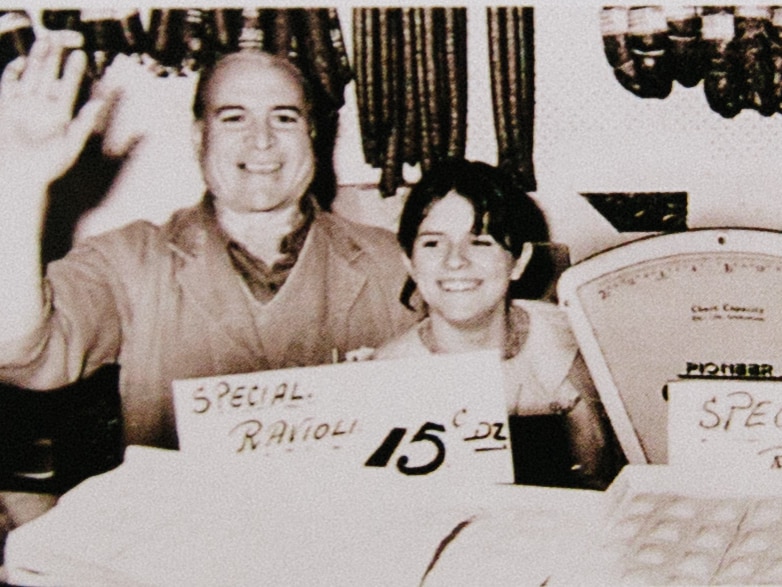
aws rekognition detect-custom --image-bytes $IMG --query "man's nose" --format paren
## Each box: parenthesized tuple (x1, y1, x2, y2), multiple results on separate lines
(444, 242, 469, 269)
(247, 118, 274, 149)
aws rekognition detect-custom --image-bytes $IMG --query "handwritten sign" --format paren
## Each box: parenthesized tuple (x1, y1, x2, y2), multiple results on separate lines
(172, 350, 512, 483)
(668, 379, 782, 471)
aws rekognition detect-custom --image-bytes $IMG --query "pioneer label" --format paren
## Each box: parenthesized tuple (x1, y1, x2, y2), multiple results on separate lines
(682, 362, 774, 378)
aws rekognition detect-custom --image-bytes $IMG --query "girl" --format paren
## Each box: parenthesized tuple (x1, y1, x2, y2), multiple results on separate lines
(374, 158, 624, 489)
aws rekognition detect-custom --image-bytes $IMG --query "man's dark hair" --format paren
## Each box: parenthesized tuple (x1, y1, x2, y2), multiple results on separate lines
(191, 51, 314, 122)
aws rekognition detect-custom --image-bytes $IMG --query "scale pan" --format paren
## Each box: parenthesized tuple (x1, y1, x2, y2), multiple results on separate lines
(558, 228, 782, 463)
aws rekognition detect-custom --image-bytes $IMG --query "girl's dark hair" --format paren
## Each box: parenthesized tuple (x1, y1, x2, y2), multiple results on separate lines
(398, 158, 552, 308)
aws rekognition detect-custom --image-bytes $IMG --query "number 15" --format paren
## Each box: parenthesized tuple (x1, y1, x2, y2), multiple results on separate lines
(364, 422, 446, 476)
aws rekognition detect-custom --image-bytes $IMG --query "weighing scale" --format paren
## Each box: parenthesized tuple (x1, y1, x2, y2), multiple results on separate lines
(557, 228, 782, 464)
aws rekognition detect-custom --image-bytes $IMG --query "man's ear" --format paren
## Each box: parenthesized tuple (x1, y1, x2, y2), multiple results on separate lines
(191, 120, 204, 159)
(511, 241, 535, 281)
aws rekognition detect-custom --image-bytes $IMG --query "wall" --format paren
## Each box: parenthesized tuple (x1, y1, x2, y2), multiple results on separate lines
(533, 3, 782, 262)
(49, 2, 782, 265)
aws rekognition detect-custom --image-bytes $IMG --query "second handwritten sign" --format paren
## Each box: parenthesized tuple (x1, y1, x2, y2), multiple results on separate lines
(668, 378, 782, 471)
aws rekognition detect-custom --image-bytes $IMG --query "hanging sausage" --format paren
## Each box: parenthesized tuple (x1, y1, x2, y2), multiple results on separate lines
(666, 6, 706, 88)
(601, 5, 642, 96)
(702, 7, 743, 118)
(770, 7, 782, 113)
(601, 6, 672, 98)
(733, 6, 775, 116)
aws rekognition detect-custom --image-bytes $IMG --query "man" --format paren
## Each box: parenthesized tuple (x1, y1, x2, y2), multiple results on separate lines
(0, 32, 415, 449)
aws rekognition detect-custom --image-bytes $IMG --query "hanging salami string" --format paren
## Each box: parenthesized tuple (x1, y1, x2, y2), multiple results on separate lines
(40, 9, 147, 79)
(237, 8, 263, 52)
(146, 8, 210, 75)
(207, 8, 244, 55)
(116, 9, 148, 59)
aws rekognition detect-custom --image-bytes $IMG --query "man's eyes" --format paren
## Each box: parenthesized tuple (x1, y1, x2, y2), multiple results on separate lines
(217, 111, 246, 125)
(213, 110, 303, 127)
(270, 111, 302, 126)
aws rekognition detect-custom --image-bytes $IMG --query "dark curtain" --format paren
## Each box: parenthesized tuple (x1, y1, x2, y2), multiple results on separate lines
(353, 8, 468, 197)
(487, 7, 537, 192)
(248, 8, 353, 112)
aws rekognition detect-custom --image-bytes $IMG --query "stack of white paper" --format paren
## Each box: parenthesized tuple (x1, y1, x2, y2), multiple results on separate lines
(4, 447, 603, 586)
(6, 352, 606, 586)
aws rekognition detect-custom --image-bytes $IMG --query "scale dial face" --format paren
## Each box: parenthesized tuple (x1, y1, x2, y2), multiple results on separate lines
(558, 229, 782, 463)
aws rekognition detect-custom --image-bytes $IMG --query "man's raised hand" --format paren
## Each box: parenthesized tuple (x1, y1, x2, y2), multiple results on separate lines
(0, 31, 112, 188)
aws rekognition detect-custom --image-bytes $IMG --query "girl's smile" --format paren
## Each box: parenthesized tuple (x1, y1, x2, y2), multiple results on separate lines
(406, 191, 529, 329)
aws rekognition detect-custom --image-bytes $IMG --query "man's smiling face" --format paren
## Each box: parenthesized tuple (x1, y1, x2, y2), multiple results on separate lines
(192, 52, 315, 214)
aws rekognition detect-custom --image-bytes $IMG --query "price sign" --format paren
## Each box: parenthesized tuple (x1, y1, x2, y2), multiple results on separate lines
(172, 350, 512, 484)
(668, 378, 782, 471)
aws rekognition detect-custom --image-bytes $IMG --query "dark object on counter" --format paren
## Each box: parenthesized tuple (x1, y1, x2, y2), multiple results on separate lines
(508, 414, 575, 488)
(0, 364, 123, 495)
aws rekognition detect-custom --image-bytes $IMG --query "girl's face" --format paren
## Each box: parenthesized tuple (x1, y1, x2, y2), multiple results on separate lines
(405, 191, 531, 328)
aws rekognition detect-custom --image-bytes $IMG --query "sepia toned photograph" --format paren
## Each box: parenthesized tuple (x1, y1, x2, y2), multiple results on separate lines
(0, 1, 781, 585)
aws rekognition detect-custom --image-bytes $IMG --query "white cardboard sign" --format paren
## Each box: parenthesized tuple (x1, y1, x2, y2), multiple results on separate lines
(668, 378, 782, 471)
(172, 350, 512, 484)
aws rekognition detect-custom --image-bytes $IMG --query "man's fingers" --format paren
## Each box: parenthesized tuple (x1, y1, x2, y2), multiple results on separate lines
(58, 50, 87, 110)
(63, 96, 111, 162)
(49, 29, 84, 50)
(0, 56, 26, 98)
(15, 31, 84, 93)
(18, 34, 52, 91)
